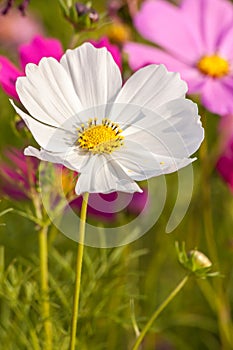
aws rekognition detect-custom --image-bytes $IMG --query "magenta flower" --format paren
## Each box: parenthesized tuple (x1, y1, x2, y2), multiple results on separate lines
(124, 0, 233, 116)
(127, 190, 149, 215)
(89, 36, 122, 70)
(217, 115, 233, 192)
(0, 35, 63, 99)
(71, 190, 149, 222)
(0, 148, 39, 200)
(70, 192, 118, 222)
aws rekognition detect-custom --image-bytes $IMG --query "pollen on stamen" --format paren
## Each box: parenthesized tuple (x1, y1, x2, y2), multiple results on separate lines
(77, 118, 124, 154)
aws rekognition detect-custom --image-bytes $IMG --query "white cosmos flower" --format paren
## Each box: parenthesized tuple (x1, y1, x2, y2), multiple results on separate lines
(11, 43, 204, 195)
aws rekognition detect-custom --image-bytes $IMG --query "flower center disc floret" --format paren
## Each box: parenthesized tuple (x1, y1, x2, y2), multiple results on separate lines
(197, 55, 229, 78)
(77, 118, 124, 154)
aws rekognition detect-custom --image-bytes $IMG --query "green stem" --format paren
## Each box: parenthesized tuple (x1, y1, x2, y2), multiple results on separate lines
(39, 225, 53, 350)
(70, 192, 89, 350)
(28, 160, 53, 350)
(131, 275, 189, 350)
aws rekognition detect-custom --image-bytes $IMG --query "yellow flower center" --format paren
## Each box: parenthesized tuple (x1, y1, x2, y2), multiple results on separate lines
(197, 55, 229, 78)
(77, 118, 124, 154)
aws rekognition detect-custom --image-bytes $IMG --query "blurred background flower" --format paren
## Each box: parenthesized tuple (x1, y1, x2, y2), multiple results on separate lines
(71, 188, 149, 222)
(0, 9, 43, 48)
(125, 0, 233, 116)
(0, 147, 38, 200)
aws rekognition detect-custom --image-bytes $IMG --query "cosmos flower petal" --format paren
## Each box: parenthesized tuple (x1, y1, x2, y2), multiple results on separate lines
(134, 0, 203, 62)
(19, 35, 63, 70)
(218, 27, 233, 60)
(75, 154, 142, 195)
(123, 99, 204, 158)
(60, 43, 122, 109)
(113, 139, 195, 181)
(11, 100, 77, 152)
(124, 42, 191, 72)
(16, 57, 83, 128)
(201, 78, 233, 116)
(181, 0, 233, 53)
(24, 146, 89, 172)
(153, 100, 204, 156)
(112, 65, 187, 123)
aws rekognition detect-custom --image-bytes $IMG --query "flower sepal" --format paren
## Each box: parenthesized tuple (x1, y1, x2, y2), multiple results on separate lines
(175, 242, 220, 279)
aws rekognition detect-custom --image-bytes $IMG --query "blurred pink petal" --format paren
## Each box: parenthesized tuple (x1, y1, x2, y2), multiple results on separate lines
(218, 27, 233, 60)
(90, 36, 122, 70)
(181, 0, 233, 53)
(201, 78, 233, 116)
(124, 42, 187, 71)
(124, 42, 205, 93)
(127, 189, 149, 215)
(19, 35, 64, 70)
(134, 0, 203, 62)
(0, 56, 23, 99)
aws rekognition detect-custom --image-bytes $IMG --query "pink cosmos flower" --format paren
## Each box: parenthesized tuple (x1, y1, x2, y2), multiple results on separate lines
(124, 0, 233, 116)
(216, 115, 233, 192)
(0, 35, 63, 99)
(89, 36, 122, 70)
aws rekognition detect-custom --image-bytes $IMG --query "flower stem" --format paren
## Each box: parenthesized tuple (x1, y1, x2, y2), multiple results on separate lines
(70, 192, 89, 350)
(28, 162, 53, 350)
(131, 275, 189, 350)
(38, 225, 53, 350)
